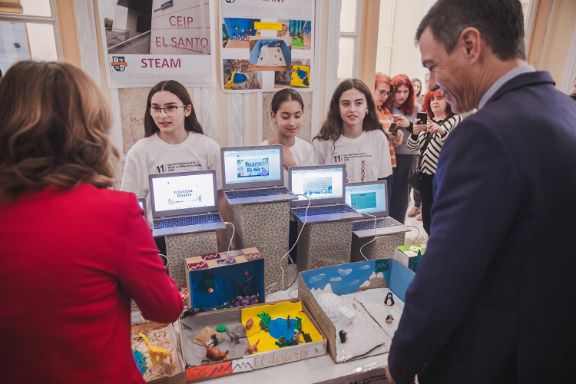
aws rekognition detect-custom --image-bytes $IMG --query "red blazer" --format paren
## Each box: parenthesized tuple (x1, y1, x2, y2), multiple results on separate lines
(0, 183, 183, 383)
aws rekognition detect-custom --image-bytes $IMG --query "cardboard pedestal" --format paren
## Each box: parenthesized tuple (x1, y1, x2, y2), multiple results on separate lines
(232, 202, 291, 292)
(165, 231, 218, 289)
(350, 232, 406, 262)
(296, 220, 354, 271)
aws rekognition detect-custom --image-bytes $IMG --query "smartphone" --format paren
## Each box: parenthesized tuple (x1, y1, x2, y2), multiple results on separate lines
(416, 112, 428, 124)
(389, 122, 399, 135)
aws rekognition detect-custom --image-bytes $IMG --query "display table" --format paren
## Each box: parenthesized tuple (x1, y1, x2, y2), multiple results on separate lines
(350, 232, 406, 262)
(232, 201, 291, 292)
(165, 231, 218, 289)
(296, 220, 354, 271)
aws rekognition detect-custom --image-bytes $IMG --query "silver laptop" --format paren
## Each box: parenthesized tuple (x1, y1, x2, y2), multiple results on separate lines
(289, 165, 363, 223)
(345, 180, 409, 238)
(148, 170, 225, 237)
(221, 145, 297, 205)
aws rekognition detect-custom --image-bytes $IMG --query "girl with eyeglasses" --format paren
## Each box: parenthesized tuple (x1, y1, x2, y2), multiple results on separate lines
(121, 80, 224, 252)
(313, 79, 392, 184)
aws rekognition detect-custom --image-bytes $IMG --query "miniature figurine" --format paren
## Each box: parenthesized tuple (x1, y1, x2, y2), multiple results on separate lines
(301, 331, 312, 343)
(206, 346, 229, 361)
(245, 339, 260, 355)
(384, 292, 395, 306)
(385, 314, 394, 324)
(339, 330, 347, 343)
(210, 334, 219, 346)
(139, 333, 172, 367)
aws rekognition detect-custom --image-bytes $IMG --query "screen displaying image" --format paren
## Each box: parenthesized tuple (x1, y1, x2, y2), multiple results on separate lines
(345, 183, 387, 214)
(291, 168, 344, 201)
(223, 148, 282, 185)
(152, 173, 215, 212)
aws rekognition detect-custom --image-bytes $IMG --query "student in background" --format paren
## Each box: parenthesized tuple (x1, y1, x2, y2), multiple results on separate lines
(0, 61, 183, 383)
(263, 88, 315, 170)
(121, 80, 225, 252)
(263, 88, 315, 264)
(385, 74, 420, 223)
(313, 78, 392, 184)
(412, 77, 424, 105)
(407, 89, 462, 233)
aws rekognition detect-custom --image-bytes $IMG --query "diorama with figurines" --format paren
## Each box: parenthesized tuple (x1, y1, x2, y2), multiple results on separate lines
(298, 259, 415, 363)
(181, 300, 326, 382)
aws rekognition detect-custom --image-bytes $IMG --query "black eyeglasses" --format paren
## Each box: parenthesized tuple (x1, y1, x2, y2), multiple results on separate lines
(149, 105, 187, 116)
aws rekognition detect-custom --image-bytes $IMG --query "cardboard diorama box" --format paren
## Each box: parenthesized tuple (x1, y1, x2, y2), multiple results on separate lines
(393, 244, 426, 272)
(131, 320, 186, 384)
(185, 247, 265, 312)
(180, 299, 327, 382)
(298, 259, 415, 363)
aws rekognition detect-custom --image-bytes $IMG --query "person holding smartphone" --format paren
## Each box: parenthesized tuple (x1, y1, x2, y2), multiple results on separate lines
(384, 74, 420, 223)
(407, 90, 462, 233)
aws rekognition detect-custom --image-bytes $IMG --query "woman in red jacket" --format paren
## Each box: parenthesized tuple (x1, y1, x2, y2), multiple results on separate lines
(0, 61, 183, 383)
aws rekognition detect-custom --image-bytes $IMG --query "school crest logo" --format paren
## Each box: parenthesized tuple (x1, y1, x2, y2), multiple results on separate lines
(111, 56, 127, 72)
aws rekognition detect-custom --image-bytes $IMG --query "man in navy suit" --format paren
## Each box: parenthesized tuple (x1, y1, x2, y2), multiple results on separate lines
(386, 0, 576, 383)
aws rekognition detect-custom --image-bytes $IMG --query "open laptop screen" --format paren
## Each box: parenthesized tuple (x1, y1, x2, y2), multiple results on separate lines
(345, 181, 388, 216)
(221, 146, 283, 189)
(149, 171, 217, 217)
(290, 165, 345, 205)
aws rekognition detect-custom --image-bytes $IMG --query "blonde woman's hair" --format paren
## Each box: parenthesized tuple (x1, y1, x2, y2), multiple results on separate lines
(0, 61, 119, 202)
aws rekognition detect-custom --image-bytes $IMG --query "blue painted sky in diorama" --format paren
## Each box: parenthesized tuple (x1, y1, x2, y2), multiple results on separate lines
(190, 259, 265, 311)
(301, 259, 391, 295)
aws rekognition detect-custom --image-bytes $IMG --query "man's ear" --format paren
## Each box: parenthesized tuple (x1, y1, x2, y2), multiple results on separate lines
(459, 27, 482, 62)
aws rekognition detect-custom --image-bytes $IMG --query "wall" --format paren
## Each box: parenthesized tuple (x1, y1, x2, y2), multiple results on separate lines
(527, 0, 576, 92)
(376, 0, 432, 88)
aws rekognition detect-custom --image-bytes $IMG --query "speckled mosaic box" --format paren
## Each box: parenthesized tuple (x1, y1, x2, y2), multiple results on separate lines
(296, 220, 354, 271)
(185, 247, 265, 312)
(232, 201, 291, 293)
(165, 231, 218, 289)
(350, 232, 406, 262)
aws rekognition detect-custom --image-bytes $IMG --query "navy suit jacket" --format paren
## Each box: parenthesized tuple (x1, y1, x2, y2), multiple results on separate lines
(389, 71, 576, 383)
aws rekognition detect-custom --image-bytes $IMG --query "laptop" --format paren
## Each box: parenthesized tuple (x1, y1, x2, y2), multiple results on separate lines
(345, 180, 409, 238)
(221, 145, 297, 205)
(148, 170, 225, 237)
(289, 165, 363, 223)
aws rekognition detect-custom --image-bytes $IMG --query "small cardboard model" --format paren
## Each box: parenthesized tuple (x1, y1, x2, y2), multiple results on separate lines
(185, 247, 265, 312)
(131, 321, 186, 384)
(180, 299, 327, 382)
(299, 259, 415, 363)
(393, 244, 426, 272)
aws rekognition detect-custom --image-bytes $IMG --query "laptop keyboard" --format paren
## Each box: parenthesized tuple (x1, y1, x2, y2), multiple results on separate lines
(353, 216, 400, 231)
(154, 213, 221, 229)
(226, 187, 289, 199)
(293, 204, 356, 217)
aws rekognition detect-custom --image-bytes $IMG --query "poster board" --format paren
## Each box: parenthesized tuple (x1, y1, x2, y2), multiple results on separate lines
(220, 0, 314, 92)
(100, 0, 214, 87)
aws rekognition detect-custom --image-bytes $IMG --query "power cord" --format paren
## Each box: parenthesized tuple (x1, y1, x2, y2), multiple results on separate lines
(265, 193, 311, 295)
(224, 221, 235, 251)
(358, 213, 379, 261)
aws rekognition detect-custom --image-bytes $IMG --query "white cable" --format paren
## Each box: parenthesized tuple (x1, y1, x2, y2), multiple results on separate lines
(405, 225, 422, 246)
(265, 193, 311, 295)
(224, 221, 236, 251)
(358, 213, 379, 261)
